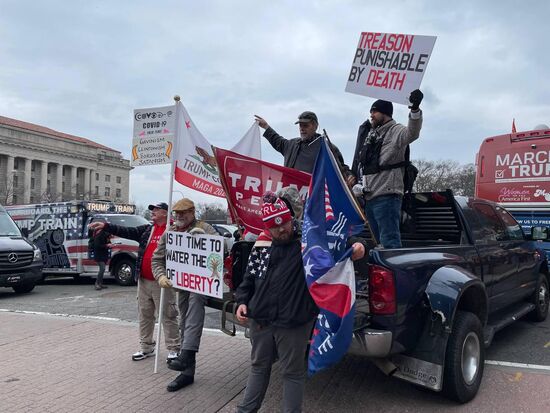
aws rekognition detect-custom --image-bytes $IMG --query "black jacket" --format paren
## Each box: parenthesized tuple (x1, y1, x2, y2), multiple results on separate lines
(351, 119, 372, 178)
(88, 229, 110, 262)
(263, 127, 352, 177)
(105, 223, 152, 280)
(235, 235, 318, 328)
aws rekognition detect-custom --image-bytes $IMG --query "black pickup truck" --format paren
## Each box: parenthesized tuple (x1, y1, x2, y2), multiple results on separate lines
(208, 191, 549, 403)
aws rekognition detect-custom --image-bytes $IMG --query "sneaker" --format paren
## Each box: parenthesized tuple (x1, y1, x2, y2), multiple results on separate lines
(132, 349, 155, 361)
(166, 351, 178, 362)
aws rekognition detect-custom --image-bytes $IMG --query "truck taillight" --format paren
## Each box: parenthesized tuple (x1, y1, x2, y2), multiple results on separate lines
(368, 264, 396, 315)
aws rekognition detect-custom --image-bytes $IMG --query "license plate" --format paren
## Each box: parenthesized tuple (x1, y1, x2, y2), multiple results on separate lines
(6, 275, 21, 283)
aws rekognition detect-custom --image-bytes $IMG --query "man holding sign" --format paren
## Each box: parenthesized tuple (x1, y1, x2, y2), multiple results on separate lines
(152, 197, 220, 392)
(350, 90, 423, 248)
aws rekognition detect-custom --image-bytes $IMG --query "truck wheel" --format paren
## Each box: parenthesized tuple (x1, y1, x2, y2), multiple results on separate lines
(113, 258, 136, 286)
(12, 283, 35, 294)
(529, 274, 549, 322)
(443, 311, 484, 403)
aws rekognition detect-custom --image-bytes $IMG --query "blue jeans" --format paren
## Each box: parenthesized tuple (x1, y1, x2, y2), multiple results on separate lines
(364, 194, 402, 249)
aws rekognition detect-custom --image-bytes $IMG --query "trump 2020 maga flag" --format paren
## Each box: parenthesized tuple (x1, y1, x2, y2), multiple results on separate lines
(302, 137, 365, 375)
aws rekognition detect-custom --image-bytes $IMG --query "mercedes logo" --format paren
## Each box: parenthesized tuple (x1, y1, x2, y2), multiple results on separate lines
(8, 253, 18, 263)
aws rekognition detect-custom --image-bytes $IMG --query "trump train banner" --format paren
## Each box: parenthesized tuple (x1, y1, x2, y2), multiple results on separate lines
(213, 147, 311, 235)
(174, 105, 261, 198)
(345, 31, 436, 104)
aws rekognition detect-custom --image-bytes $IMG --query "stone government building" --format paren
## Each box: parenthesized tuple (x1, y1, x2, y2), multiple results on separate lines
(0, 115, 131, 205)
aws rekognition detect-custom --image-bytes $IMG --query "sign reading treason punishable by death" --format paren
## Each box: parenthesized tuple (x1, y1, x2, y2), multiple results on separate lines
(164, 231, 224, 299)
(345, 31, 436, 104)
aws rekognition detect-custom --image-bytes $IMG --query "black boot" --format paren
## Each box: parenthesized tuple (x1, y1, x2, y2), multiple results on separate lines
(166, 373, 194, 392)
(168, 349, 196, 372)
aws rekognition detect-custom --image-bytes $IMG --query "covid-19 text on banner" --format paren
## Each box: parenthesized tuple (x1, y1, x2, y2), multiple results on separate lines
(164, 231, 224, 299)
(132, 105, 176, 166)
(345, 32, 436, 105)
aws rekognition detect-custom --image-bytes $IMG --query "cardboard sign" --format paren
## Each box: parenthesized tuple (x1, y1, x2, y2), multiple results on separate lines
(131, 105, 176, 166)
(164, 231, 224, 298)
(345, 32, 436, 104)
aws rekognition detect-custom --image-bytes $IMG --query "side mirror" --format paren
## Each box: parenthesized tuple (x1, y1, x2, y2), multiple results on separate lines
(21, 228, 29, 238)
(531, 226, 550, 241)
(223, 232, 232, 239)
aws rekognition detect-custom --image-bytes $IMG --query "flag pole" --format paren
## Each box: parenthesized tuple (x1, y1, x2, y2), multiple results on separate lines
(154, 95, 182, 373)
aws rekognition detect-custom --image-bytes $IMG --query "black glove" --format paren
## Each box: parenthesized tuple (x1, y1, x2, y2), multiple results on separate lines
(408, 89, 423, 111)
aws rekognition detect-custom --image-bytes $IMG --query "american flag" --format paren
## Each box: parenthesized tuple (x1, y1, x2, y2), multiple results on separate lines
(302, 137, 365, 375)
(246, 246, 270, 279)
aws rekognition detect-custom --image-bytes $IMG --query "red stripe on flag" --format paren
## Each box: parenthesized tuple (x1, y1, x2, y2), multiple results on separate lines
(174, 165, 226, 198)
(309, 283, 353, 318)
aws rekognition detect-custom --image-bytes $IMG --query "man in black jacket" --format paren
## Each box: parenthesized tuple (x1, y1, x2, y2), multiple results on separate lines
(254, 111, 353, 179)
(88, 202, 180, 361)
(88, 217, 110, 290)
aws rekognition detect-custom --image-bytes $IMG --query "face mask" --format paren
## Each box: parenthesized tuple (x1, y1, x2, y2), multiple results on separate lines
(175, 219, 186, 228)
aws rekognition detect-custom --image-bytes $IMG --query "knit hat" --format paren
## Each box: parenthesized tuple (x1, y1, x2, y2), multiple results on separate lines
(261, 191, 292, 229)
(370, 100, 393, 117)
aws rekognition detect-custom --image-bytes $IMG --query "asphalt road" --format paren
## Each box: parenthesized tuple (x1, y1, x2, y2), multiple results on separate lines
(2, 275, 550, 411)
(2, 274, 550, 367)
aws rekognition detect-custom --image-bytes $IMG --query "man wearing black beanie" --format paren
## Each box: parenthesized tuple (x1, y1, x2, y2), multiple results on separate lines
(349, 89, 423, 248)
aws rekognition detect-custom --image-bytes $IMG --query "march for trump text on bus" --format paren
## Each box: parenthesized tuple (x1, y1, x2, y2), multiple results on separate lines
(345, 31, 436, 104)
(164, 231, 225, 299)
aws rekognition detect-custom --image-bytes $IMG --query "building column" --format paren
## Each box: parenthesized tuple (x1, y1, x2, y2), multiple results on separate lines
(84, 168, 90, 199)
(70, 165, 77, 199)
(23, 158, 32, 204)
(40, 161, 48, 201)
(55, 163, 63, 200)
(6, 155, 14, 204)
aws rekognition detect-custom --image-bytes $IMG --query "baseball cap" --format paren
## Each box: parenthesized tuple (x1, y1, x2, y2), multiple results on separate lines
(148, 202, 168, 211)
(294, 111, 318, 124)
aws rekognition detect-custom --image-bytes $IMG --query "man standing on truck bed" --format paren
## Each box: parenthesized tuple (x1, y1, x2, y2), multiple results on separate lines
(88, 202, 180, 361)
(151, 197, 220, 392)
(350, 89, 424, 248)
(254, 111, 354, 179)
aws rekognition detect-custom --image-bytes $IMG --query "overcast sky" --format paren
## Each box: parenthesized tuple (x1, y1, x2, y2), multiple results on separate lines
(1, 0, 548, 208)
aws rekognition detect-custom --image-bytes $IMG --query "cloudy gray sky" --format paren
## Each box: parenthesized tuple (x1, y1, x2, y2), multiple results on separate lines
(1, 0, 548, 208)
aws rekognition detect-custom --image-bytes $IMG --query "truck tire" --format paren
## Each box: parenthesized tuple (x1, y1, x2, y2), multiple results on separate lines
(529, 274, 549, 322)
(113, 258, 136, 286)
(443, 311, 484, 403)
(12, 283, 35, 294)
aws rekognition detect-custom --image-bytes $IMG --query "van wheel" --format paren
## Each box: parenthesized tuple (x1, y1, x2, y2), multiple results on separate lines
(443, 311, 484, 403)
(113, 258, 135, 286)
(13, 283, 35, 294)
(529, 274, 549, 322)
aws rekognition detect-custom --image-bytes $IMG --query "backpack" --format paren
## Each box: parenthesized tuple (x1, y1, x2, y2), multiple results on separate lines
(359, 133, 418, 194)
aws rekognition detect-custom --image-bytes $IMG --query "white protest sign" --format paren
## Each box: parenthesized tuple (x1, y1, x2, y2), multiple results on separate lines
(164, 231, 224, 299)
(345, 32, 436, 105)
(131, 105, 176, 166)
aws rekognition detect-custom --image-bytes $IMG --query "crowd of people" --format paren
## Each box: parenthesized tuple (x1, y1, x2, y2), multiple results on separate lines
(86, 91, 424, 411)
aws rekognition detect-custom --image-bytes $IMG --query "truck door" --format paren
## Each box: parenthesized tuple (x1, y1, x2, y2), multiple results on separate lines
(469, 202, 525, 312)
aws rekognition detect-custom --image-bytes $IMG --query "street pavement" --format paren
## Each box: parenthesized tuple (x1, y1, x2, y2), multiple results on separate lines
(2, 310, 550, 412)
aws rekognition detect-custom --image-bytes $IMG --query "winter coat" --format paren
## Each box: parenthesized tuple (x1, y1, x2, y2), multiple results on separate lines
(355, 110, 422, 201)
(263, 128, 352, 177)
(235, 232, 318, 328)
(88, 228, 110, 262)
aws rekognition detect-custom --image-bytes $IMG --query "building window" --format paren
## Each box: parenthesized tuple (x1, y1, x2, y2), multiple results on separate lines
(105, 175, 111, 182)
(62, 182, 65, 192)
(13, 195, 18, 204)
(48, 164, 52, 174)
(47, 180, 51, 192)
(63, 168, 66, 177)
(31, 162, 36, 172)
(95, 186, 99, 195)
(31, 178, 35, 190)
(116, 188, 121, 198)
(13, 175, 18, 187)
(116, 176, 121, 184)
(105, 187, 110, 196)
(14, 158, 19, 169)
(95, 173, 99, 180)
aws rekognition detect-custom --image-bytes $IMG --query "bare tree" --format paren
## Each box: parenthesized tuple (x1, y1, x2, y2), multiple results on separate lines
(413, 159, 475, 196)
(0, 176, 16, 205)
(196, 202, 228, 222)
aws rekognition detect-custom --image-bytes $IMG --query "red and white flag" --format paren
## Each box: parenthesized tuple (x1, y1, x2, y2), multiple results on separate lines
(173, 103, 261, 198)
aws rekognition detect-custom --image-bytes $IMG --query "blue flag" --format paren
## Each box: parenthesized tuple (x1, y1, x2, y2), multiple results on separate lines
(302, 137, 365, 375)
